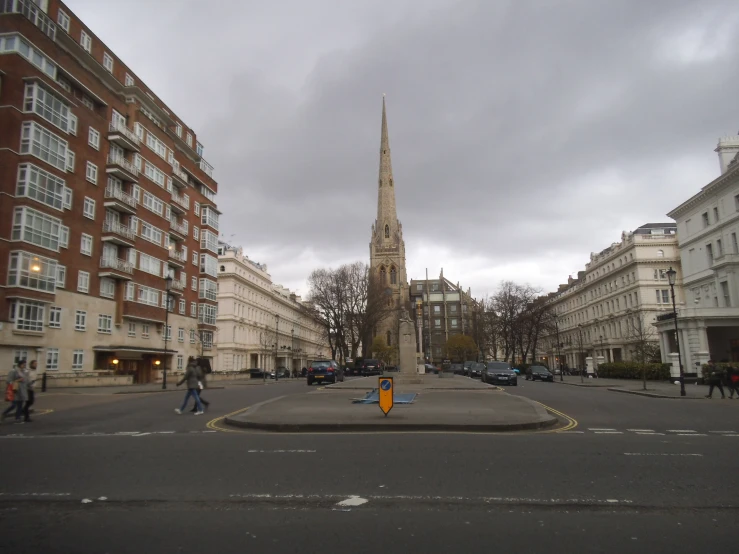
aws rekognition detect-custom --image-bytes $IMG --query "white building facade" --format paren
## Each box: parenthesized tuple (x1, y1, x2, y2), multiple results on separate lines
(541, 224, 682, 371)
(654, 136, 739, 377)
(215, 243, 328, 373)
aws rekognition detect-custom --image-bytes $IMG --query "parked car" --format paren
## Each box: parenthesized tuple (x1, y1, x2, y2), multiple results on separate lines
(249, 368, 267, 379)
(482, 361, 518, 386)
(463, 361, 475, 376)
(359, 359, 383, 376)
(307, 360, 344, 385)
(270, 367, 290, 379)
(469, 362, 486, 378)
(526, 366, 554, 382)
(450, 363, 464, 375)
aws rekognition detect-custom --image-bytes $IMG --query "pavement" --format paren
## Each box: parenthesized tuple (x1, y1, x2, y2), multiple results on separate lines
(2, 375, 739, 552)
(555, 376, 731, 398)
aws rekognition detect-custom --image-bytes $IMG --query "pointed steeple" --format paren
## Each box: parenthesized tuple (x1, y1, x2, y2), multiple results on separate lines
(376, 95, 399, 243)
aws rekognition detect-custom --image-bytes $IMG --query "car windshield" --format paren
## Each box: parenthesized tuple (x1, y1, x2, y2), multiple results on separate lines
(471, 363, 486, 369)
(312, 361, 332, 369)
(532, 367, 550, 373)
(487, 362, 511, 370)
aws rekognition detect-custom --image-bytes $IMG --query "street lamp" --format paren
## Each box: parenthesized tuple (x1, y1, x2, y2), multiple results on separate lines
(666, 267, 686, 397)
(577, 323, 585, 383)
(163, 275, 173, 389)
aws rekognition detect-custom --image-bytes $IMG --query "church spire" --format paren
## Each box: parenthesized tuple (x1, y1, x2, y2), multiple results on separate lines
(376, 95, 398, 241)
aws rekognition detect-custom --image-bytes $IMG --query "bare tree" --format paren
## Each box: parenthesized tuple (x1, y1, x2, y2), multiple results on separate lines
(491, 281, 539, 364)
(624, 310, 661, 390)
(258, 325, 277, 377)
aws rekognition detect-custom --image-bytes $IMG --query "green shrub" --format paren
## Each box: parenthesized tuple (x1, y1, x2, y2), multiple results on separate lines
(597, 362, 670, 380)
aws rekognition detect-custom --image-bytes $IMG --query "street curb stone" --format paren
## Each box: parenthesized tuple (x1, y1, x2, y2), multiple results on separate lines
(607, 388, 705, 400)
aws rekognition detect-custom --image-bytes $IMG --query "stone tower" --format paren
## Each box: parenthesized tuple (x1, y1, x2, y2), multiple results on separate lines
(369, 97, 408, 349)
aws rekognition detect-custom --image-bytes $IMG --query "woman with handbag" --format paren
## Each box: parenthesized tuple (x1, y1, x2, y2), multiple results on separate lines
(190, 361, 210, 413)
(2, 361, 28, 423)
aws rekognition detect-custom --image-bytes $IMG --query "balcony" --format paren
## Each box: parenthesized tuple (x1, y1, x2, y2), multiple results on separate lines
(99, 257, 134, 279)
(102, 220, 136, 245)
(170, 191, 190, 214)
(106, 154, 139, 182)
(168, 217, 187, 240)
(199, 158, 214, 178)
(167, 248, 186, 267)
(108, 121, 141, 152)
(168, 279, 185, 295)
(104, 186, 137, 214)
(172, 166, 189, 187)
(1, 0, 56, 40)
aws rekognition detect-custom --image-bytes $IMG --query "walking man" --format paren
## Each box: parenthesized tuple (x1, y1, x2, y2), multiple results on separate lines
(705, 361, 726, 399)
(175, 357, 204, 415)
(190, 360, 210, 413)
(2, 361, 27, 423)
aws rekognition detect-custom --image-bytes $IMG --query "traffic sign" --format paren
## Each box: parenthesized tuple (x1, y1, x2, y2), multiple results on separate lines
(378, 377, 393, 416)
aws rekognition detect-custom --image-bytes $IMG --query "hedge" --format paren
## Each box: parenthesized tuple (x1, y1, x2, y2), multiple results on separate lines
(596, 362, 670, 380)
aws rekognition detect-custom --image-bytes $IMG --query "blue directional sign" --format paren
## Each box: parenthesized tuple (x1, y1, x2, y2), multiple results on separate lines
(378, 377, 393, 415)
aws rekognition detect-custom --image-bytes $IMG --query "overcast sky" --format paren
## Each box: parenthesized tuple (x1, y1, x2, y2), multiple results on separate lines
(68, 0, 739, 299)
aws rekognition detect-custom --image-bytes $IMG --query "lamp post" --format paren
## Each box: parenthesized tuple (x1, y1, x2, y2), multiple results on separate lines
(577, 323, 585, 383)
(554, 313, 563, 381)
(666, 267, 686, 397)
(162, 275, 172, 389)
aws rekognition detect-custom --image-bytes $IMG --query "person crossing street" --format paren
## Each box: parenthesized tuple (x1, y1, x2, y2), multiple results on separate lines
(175, 357, 204, 415)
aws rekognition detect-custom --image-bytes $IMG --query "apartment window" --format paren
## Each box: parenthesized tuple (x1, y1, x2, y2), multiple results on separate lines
(83, 197, 95, 219)
(142, 191, 164, 216)
(137, 285, 159, 307)
(163, 325, 171, 341)
(191, 302, 197, 317)
(200, 331, 213, 349)
(722, 281, 731, 307)
(702, 212, 710, 227)
(12, 206, 62, 252)
(80, 30, 92, 52)
(82, 164, 97, 187)
(201, 206, 219, 231)
(186, 133, 192, 146)
(656, 249, 664, 258)
(144, 161, 166, 187)
(713, 207, 719, 223)
(23, 82, 71, 132)
(434, 318, 441, 328)
(178, 328, 185, 343)
(20, 121, 68, 171)
(72, 349, 84, 370)
(7, 251, 57, 292)
(191, 276, 197, 291)
(194, 202, 200, 216)
(656, 290, 669, 304)
(88, 127, 100, 150)
(142, 324, 150, 338)
(100, 277, 115, 298)
(450, 318, 458, 328)
(193, 227, 199, 241)
(98, 314, 112, 334)
(48, 306, 62, 329)
(81, 96, 94, 110)
(450, 305, 457, 313)
(192, 252, 198, 266)
(1, 33, 57, 77)
(9, 300, 45, 332)
(66, 150, 75, 172)
(179, 298, 185, 314)
(416, 284, 422, 291)
(707, 243, 714, 265)
(56, 265, 66, 288)
(199, 278, 217, 301)
(77, 270, 90, 293)
(124, 73, 134, 87)
(433, 305, 441, 314)
(80, 234, 93, 256)
(139, 222, 163, 246)
(16, 164, 66, 211)
(57, 9, 70, 32)
(145, 133, 168, 160)
(103, 52, 114, 72)
(200, 230, 219, 253)
(75, 310, 87, 331)
(128, 322, 136, 337)
(124, 281, 135, 301)
(138, 253, 162, 276)
(198, 303, 217, 325)
(200, 253, 218, 277)
(46, 348, 59, 370)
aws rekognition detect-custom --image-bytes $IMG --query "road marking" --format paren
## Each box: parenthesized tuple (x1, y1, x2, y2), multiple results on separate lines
(0, 492, 70, 497)
(559, 431, 584, 434)
(588, 428, 617, 431)
(624, 453, 703, 457)
(206, 406, 251, 433)
(626, 429, 654, 432)
(228, 493, 633, 505)
(530, 401, 578, 433)
(709, 431, 736, 434)
(246, 449, 316, 453)
(636, 432, 665, 435)
(594, 431, 623, 434)
(677, 433, 707, 436)
(132, 432, 151, 437)
(336, 496, 368, 507)
(667, 430, 696, 433)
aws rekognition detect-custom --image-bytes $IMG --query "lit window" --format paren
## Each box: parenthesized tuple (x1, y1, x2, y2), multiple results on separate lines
(7, 251, 57, 292)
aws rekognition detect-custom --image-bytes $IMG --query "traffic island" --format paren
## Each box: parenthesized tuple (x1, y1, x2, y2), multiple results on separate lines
(224, 388, 558, 433)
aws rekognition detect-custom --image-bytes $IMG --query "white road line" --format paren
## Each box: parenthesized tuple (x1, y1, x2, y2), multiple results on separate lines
(0, 492, 70, 497)
(667, 430, 696, 433)
(132, 432, 151, 437)
(676, 433, 707, 436)
(626, 429, 654, 432)
(636, 432, 665, 435)
(588, 428, 617, 431)
(594, 431, 623, 434)
(559, 431, 585, 434)
(156, 431, 176, 434)
(709, 431, 736, 434)
(624, 453, 703, 457)
(336, 496, 368, 507)
(228, 493, 633, 505)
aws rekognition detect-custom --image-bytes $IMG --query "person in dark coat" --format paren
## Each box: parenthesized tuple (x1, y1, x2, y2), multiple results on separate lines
(175, 357, 204, 414)
(189, 361, 210, 412)
(725, 366, 739, 399)
(705, 361, 726, 399)
(2, 361, 27, 423)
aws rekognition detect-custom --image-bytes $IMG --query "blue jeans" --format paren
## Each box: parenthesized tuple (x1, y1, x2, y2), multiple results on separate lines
(2, 400, 23, 420)
(179, 388, 203, 412)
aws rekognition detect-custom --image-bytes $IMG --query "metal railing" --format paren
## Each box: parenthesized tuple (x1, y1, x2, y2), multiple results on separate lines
(104, 185, 137, 209)
(99, 257, 134, 274)
(168, 249, 185, 263)
(107, 154, 140, 177)
(108, 121, 141, 146)
(169, 279, 185, 291)
(102, 220, 136, 241)
(171, 191, 190, 210)
(173, 166, 189, 183)
(1, 0, 56, 40)
(169, 218, 188, 236)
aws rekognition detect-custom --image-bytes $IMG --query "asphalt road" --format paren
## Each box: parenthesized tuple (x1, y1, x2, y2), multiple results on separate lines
(1, 377, 737, 553)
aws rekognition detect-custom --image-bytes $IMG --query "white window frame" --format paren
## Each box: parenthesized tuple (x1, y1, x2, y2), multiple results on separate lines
(100, 277, 115, 299)
(16, 163, 66, 211)
(80, 30, 92, 52)
(7, 250, 58, 293)
(125, 73, 134, 87)
(23, 82, 71, 133)
(57, 9, 70, 32)
(10, 299, 45, 332)
(142, 323, 150, 338)
(75, 310, 87, 331)
(178, 328, 184, 343)
(194, 202, 200, 216)
(80, 233, 93, 256)
(193, 226, 199, 241)
(56, 265, 66, 288)
(12, 206, 62, 252)
(179, 298, 185, 314)
(128, 322, 136, 337)
(83, 197, 95, 219)
(98, 314, 112, 334)
(88, 127, 100, 150)
(72, 349, 84, 370)
(46, 348, 59, 370)
(20, 121, 68, 171)
(103, 52, 114, 72)
(77, 270, 90, 293)
(190, 302, 197, 317)
(48, 306, 62, 328)
(85, 161, 98, 184)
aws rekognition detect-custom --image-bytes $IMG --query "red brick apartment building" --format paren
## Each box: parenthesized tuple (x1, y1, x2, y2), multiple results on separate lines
(0, 0, 220, 384)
